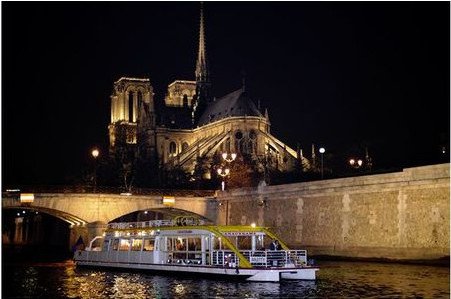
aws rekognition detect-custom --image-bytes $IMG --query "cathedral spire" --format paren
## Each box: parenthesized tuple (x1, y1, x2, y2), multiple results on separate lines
(193, 2, 211, 125)
(195, 2, 209, 83)
(311, 144, 316, 160)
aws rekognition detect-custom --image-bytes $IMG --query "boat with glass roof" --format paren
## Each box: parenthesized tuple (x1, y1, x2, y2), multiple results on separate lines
(74, 216, 319, 282)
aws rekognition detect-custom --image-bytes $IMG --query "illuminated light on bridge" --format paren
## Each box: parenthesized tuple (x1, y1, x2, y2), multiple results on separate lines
(163, 196, 176, 206)
(20, 193, 34, 203)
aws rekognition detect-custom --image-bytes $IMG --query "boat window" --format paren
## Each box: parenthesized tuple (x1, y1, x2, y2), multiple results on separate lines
(166, 238, 173, 251)
(102, 240, 110, 251)
(175, 238, 186, 251)
(237, 236, 252, 250)
(131, 239, 142, 251)
(143, 239, 154, 251)
(112, 239, 119, 251)
(188, 237, 201, 251)
(212, 236, 222, 250)
(119, 239, 131, 251)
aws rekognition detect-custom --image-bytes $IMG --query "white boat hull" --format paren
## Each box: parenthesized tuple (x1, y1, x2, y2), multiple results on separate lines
(75, 259, 318, 282)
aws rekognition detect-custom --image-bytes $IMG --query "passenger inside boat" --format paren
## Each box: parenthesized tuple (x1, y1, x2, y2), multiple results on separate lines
(270, 240, 281, 250)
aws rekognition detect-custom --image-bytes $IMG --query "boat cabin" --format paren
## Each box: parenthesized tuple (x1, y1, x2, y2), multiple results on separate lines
(82, 217, 307, 269)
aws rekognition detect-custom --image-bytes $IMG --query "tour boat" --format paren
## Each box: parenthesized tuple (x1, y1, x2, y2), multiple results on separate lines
(74, 217, 319, 282)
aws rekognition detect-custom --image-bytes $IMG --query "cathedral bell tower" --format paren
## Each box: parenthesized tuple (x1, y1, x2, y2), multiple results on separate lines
(192, 3, 211, 124)
(108, 77, 156, 161)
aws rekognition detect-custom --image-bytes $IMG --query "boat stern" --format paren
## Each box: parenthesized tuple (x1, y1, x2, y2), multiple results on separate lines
(279, 267, 319, 280)
(245, 266, 319, 282)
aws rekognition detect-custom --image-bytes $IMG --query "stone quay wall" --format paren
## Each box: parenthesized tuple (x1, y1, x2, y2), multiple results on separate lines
(217, 164, 450, 260)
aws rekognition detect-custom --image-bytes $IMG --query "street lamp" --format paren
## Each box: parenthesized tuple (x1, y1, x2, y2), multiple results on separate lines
(92, 149, 99, 158)
(91, 148, 99, 192)
(217, 167, 230, 191)
(349, 147, 372, 172)
(217, 153, 236, 190)
(349, 158, 363, 168)
(222, 153, 237, 163)
(319, 147, 325, 179)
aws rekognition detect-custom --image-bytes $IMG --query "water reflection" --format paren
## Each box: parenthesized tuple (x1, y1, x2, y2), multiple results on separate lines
(3, 260, 449, 298)
(318, 261, 450, 298)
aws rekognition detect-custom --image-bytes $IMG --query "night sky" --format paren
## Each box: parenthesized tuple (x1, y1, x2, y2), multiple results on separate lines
(3, 2, 450, 186)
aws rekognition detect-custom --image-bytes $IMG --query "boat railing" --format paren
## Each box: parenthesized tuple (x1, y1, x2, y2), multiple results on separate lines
(212, 250, 240, 268)
(212, 249, 307, 268)
(107, 218, 206, 230)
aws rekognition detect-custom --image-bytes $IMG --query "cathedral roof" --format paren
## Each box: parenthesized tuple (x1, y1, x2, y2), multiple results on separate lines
(197, 88, 263, 126)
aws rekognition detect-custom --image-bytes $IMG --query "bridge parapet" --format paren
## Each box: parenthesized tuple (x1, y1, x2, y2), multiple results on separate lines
(3, 186, 216, 197)
(2, 191, 219, 225)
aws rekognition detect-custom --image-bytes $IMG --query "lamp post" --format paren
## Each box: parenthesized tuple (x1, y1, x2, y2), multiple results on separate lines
(217, 152, 236, 190)
(91, 148, 99, 192)
(319, 147, 325, 179)
(349, 147, 372, 172)
(349, 158, 363, 168)
(217, 167, 230, 191)
(222, 153, 237, 163)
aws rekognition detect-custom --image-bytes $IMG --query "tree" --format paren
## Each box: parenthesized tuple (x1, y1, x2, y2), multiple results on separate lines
(224, 154, 261, 188)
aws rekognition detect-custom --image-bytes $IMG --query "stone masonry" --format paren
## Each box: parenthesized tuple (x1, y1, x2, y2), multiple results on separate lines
(217, 164, 450, 260)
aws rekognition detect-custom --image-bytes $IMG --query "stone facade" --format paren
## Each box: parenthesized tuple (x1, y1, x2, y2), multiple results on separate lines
(217, 164, 450, 260)
(164, 80, 196, 107)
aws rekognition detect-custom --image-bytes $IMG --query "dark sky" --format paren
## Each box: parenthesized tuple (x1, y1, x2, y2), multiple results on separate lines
(3, 2, 450, 186)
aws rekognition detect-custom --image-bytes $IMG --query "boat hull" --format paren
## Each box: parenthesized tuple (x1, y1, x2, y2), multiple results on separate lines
(75, 259, 318, 282)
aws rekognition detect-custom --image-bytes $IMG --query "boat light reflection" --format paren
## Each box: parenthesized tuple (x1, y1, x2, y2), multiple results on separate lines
(174, 283, 186, 295)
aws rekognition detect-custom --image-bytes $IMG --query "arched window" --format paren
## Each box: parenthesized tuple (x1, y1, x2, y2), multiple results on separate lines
(182, 142, 189, 153)
(235, 130, 243, 140)
(248, 140, 254, 154)
(249, 130, 257, 140)
(239, 139, 246, 154)
(128, 91, 134, 122)
(234, 131, 244, 154)
(169, 142, 177, 157)
(137, 91, 143, 110)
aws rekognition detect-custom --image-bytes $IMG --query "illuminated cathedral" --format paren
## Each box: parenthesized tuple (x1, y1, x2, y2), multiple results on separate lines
(107, 5, 312, 187)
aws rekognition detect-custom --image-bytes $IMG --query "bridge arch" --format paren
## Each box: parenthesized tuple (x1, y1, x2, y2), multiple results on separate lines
(111, 207, 214, 224)
(3, 206, 88, 227)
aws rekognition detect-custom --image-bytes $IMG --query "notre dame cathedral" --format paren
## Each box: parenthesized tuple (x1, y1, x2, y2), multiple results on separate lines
(107, 5, 313, 188)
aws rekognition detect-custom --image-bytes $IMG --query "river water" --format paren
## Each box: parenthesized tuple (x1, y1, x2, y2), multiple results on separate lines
(3, 260, 449, 298)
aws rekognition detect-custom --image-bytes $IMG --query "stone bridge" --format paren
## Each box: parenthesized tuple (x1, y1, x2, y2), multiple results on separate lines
(2, 190, 219, 248)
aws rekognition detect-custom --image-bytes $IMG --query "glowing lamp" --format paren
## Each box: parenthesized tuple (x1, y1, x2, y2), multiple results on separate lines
(163, 196, 175, 206)
(222, 153, 237, 162)
(217, 168, 230, 176)
(20, 193, 34, 203)
(92, 149, 99, 158)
